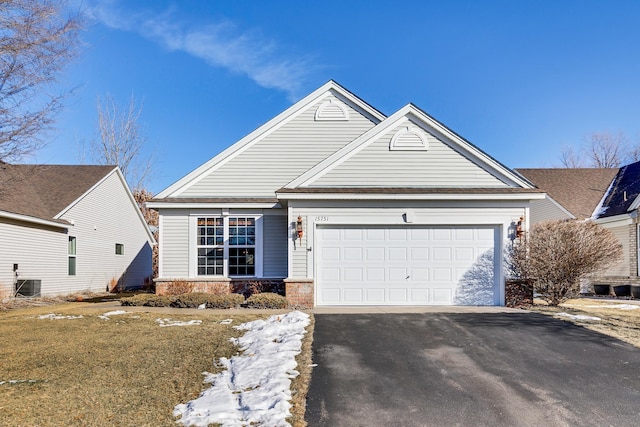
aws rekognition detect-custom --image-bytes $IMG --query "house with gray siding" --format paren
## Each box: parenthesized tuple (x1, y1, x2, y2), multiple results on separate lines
(149, 81, 544, 306)
(517, 166, 640, 290)
(0, 164, 155, 298)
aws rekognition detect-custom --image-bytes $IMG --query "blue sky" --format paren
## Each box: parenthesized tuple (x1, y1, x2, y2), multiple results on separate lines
(34, 0, 640, 193)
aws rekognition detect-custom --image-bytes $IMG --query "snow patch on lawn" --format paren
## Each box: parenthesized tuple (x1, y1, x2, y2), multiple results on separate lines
(556, 312, 601, 321)
(99, 310, 128, 320)
(38, 313, 83, 320)
(156, 318, 202, 327)
(574, 304, 640, 311)
(174, 310, 310, 427)
(220, 319, 233, 325)
(0, 379, 46, 385)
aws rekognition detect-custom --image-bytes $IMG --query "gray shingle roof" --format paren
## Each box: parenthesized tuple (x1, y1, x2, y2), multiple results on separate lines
(0, 164, 116, 222)
(516, 168, 619, 219)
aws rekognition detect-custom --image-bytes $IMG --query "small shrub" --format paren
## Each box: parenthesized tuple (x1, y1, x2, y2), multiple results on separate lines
(508, 219, 623, 306)
(120, 294, 170, 307)
(245, 292, 288, 309)
(232, 280, 286, 298)
(121, 293, 245, 309)
(206, 293, 245, 309)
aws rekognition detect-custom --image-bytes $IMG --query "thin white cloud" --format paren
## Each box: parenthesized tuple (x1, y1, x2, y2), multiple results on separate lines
(88, 2, 313, 100)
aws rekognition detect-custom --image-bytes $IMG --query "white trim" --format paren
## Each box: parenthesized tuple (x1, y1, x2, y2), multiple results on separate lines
(146, 202, 280, 209)
(628, 194, 640, 212)
(276, 192, 546, 201)
(189, 213, 264, 279)
(0, 210, 69, 229)
(287, 204, 293, 278)
(285, 104, 533, 189)
(155, 81, 385, 198)
(158, 214, 164, 278)
(593, 213, 635, 226)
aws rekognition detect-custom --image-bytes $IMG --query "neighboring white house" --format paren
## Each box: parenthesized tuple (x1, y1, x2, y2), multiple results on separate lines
(0, 164, 155, 298)
(149, 81, 544, 307)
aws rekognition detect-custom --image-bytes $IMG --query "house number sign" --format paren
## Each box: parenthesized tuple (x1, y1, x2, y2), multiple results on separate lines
(315, 216, 329, 222)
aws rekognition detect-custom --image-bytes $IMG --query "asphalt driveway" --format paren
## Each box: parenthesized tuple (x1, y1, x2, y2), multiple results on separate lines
(306, 313, 640, 427)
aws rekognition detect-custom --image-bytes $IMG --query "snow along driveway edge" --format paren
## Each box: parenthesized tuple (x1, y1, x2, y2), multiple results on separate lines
(174, 310, 311, 427)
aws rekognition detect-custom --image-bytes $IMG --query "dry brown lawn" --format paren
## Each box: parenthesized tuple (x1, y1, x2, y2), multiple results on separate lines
(530, 298, 640, 348)
(0, 301, 313, 427)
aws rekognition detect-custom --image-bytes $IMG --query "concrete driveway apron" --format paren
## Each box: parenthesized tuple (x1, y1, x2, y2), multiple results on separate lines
(306, 312, 640, 427)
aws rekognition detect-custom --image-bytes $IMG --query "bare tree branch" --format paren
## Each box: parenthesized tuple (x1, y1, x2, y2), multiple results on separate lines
(0, 0, 83, 161)
(559, 145, 587, 168)
(90, 93, 153, 191)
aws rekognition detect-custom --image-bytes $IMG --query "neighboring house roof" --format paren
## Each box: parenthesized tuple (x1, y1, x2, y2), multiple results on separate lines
(516, 168, 619, 219)
(592, 160, 640, 219)
(0, 164, 116, 224)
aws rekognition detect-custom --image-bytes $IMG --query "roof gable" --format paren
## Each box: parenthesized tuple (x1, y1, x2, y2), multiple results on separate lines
(592, 161, 640, 219)
(155, 80, 386, 199)
(516, 168, 618, 220)
(0, 164, 116, 222)
(286, 104, 532, 189)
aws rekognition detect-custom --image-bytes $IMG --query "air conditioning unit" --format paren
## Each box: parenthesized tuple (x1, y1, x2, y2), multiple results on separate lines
(15, 279, 41, 298)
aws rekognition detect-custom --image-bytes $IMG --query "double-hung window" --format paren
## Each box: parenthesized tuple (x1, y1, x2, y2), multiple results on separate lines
(196, 216, 257, 277)
(68, 236, 77, 276)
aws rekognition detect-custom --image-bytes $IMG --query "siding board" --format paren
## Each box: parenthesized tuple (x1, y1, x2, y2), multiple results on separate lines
(312, 123, 508, 188)
(159, 209, 189, 278)
(263, 214, 288, 277)
(181, 95, 376, 197)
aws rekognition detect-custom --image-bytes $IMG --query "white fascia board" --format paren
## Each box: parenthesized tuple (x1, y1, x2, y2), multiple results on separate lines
(0, 210, 69, 229)
(55, 167, 156, 244)
(545, 194, 576, 219)
(593, 213, 634, 226)
(628, 194, 640, 212)
(276, 192, 546, 201)
(147, 202, 281, 209)
(156, 81, 386, 199)
(286, 104, 532, 189)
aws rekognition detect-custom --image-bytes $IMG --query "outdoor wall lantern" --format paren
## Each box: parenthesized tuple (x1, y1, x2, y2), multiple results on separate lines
(296, 216, 304, 239)
(516, 216, 525, 239)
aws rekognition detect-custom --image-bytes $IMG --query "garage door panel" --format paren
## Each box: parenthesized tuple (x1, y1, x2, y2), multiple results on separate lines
(366, 288, 385, 302)
(411, 247, 429, 261)
(316, 225, 498, 306)
(366, 267, 385, 281)
(343, 247, 363, 261)
(433, 247, 452, 261)
(389, 247, 407, 261)
(366, 247, 385, 261)
(344, 288, 363, 303)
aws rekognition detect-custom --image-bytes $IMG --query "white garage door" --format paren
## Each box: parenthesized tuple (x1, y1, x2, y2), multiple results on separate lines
(316, 225, 499, 306)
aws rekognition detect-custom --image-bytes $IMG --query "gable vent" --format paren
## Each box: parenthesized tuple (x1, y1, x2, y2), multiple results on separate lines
(390, 126, 429, 151)
(315, 99, 350, 121)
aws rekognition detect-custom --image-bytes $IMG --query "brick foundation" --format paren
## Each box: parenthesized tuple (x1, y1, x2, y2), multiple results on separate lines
(284, 278, 314, 308)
